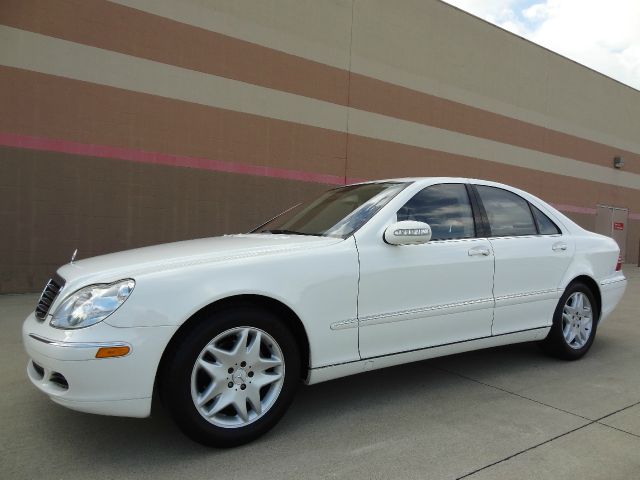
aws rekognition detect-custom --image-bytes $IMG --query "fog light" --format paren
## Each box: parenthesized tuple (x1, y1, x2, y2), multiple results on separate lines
(96, 346, 130, 358)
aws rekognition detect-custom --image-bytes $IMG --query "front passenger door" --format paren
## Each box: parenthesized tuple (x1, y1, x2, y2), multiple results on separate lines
(356, 183, 495, 359)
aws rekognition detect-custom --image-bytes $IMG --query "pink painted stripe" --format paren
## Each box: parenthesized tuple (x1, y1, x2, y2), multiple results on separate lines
(1, 131, 638, 220)
(0, 131, 346, 186)
(552, 203, 640, 221)
(551, 203, 597, 215)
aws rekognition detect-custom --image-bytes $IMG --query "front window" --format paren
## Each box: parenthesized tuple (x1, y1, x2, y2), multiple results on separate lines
(397, 183, 475, 240)
(255, 182, 408, 239)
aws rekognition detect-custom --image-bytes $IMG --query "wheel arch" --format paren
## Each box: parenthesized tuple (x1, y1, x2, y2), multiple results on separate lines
(154, 294, 311, 401)
(565, 275, 602, 319)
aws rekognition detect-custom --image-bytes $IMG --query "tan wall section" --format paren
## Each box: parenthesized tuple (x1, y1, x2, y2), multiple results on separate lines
(3, 25, 639, 190)
(351, 0, 640, 153)
(111, 0, 354, 70)
(112, 0, 640, 153)
(0, 147, 326, 292)
(0, 0, 350, 105)
(628, 221, 640, 266)
(0, 67, 347, 178)
(1, 0, 639, 292)
(5, 0, 636, 178)
(345, 135, 640, 211)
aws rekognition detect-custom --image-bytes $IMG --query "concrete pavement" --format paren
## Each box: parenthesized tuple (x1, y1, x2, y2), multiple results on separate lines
(1, 268, 639, 479)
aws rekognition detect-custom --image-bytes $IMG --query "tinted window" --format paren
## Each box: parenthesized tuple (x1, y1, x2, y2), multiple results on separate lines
(397, 184, 475, 240)
(476, 185, 537, 237)
(531, 204, 561, 235)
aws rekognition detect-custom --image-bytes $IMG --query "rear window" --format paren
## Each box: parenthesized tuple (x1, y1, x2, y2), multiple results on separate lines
(476, 185, 537, 237)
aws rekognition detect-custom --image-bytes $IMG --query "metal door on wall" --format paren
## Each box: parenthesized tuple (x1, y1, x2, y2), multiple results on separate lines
(595, 205, 628, 261)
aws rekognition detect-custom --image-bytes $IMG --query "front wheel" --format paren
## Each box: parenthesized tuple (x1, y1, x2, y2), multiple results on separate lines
(541, 282, 599, 360)
(161, 307, 301, 447)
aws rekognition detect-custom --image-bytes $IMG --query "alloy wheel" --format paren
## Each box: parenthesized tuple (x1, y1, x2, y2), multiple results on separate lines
(190, 326, 285, 428)
(561, 292, 593, 349)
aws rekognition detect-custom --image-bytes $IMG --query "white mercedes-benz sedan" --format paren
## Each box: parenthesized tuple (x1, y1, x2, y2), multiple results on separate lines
(23, 177, 626, 446)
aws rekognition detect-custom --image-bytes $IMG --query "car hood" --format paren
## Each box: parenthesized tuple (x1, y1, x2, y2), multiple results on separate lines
(57, 234, 342, 286)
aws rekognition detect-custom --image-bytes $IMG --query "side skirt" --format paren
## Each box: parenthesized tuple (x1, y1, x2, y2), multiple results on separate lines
(305, 327, 550, 385)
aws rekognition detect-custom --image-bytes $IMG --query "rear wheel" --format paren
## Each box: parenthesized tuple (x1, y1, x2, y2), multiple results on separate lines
(541, 282, 599, 360)
(161, 306, 300, 447)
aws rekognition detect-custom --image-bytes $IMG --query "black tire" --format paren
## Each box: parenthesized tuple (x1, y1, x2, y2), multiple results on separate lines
(540, 282, 599, 360)
(161, 306, 301, 447)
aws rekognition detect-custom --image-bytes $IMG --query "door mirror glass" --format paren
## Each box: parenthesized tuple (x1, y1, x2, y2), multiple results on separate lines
(384, 221, 432, 245)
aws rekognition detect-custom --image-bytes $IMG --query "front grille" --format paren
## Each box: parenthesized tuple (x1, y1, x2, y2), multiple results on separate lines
(35, 274, 65, 320)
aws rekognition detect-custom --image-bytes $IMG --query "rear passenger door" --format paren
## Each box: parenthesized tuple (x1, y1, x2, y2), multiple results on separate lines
(473, 184, 573, 335)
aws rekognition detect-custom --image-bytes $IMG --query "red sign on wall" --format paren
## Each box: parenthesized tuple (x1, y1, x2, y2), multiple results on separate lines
(613, 222, 624, 231)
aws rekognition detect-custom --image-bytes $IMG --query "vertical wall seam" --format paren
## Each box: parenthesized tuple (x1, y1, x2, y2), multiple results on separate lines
(344, 0, 356, 185)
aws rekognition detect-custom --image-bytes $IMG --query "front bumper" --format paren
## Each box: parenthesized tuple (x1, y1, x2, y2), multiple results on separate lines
(22, 312, 177, 417)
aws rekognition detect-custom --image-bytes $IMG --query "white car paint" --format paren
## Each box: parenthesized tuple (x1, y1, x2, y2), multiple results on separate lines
(356, 232, 496, 358)
(23, 177, 627, 418)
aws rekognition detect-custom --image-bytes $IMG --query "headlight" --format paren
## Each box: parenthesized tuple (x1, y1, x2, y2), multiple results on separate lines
(50, 279, 135, 329)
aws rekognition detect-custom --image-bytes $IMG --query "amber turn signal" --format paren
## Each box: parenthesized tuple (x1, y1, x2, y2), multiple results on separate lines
(95, 346, 130, 358)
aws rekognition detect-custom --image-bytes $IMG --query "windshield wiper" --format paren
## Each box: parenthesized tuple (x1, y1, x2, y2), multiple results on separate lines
(260, 229, 321, 236)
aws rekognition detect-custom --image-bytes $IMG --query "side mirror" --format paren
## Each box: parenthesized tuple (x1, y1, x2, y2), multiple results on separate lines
(384, 220, 432, 245)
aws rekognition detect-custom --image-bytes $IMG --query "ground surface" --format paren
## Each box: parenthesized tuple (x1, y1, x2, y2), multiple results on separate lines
(2, 267, 639, 479)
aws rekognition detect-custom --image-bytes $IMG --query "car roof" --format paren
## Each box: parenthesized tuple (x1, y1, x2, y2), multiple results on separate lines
(351, 177, 510, 189)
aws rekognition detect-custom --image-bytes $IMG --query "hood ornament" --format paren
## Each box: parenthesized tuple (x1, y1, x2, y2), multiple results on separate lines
(70, 248, 78, 264)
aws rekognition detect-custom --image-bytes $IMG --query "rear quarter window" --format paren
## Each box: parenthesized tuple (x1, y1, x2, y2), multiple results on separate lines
(531, 204, 561, 235)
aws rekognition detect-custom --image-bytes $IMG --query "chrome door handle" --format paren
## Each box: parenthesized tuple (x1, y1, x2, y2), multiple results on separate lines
(552, 242, 567, 252)
(468, 246, 490, 256)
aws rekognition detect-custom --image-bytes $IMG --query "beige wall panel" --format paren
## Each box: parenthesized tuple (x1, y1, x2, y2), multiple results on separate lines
(565, 212, 596, 233)
(5, 1, 639, 177)
(3, 26, 638, 191)
(350, 0, 640, 154)
(543, 55, 639, 143)
(111, 0, 353, 70)
(0, 66, 348, 178)
(346, 108, 640, 190)
(0, 26, 348, 134)
(628, 220, 640, 266)
(0, 0, 350, 105)
(2, 0, 640, 292)
(348, 73, 640, 174)
(106, 1, 640, 153)
(345, 135, 640, 212)
(0, 146, 327, 293)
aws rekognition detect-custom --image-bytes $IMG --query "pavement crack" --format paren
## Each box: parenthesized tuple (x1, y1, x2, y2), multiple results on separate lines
(593, 399, 640, 421)
(434, 366, 592, 421)
(592, 399, 640, 440)
(456, 422, 593, 479)
(597, 422, 640, 439)
(450, 387, 640, 479)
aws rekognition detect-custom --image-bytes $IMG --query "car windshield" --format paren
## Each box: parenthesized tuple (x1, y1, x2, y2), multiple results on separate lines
(254, 182, 409, 239)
